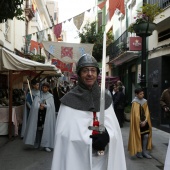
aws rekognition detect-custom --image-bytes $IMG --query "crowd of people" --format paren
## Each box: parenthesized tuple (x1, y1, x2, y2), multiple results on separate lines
(20, 53, 170, 170)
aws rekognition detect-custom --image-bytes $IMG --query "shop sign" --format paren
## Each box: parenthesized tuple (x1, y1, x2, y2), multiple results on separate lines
(129, 37, 142, 51)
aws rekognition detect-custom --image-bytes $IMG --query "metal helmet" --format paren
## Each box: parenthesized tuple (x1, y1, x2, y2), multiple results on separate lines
(76, 54, 100, 75)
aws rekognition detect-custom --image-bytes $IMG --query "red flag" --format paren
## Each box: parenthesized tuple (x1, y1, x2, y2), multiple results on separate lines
(98, 0, 107, 9)
(109, 0, 125, 19)
(52, 58, 73, 72)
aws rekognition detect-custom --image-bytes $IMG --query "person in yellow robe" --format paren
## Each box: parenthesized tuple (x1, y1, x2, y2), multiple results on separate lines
(128, 88, 152, 159)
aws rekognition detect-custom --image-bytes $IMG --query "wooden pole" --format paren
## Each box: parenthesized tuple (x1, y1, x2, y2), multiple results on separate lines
(8, 70, 13, 139)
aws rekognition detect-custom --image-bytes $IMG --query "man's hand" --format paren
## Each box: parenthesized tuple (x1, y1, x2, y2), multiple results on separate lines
(40, 103, 45, 110)
(90, 129, 110, 151)
(140, 121, 147, 127)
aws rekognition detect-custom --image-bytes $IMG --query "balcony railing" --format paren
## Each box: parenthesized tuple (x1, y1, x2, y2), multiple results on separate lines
(149, 0, 170, 9)
(108, 30, 129, 61)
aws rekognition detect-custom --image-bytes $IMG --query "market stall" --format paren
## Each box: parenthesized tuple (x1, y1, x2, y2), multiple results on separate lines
(0, 47, 60, 138)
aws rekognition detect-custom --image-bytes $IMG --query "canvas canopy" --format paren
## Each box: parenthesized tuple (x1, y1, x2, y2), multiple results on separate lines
(0, 48, 60, 74)
(42, 41, 94, 63)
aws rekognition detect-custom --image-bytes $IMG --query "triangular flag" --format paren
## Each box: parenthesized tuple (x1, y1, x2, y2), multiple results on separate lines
(53, 23, 62, 39)
(98, 0, 107, 9)
(87, 9, 91, 12)
(73, 13, 85, 30)
(68, 18, 72, 22)
(109, 0, 125, 19)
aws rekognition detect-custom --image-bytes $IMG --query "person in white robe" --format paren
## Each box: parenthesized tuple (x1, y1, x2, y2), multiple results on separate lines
(164, 137, 170, 170)
(23, 82, 56, 152)
(51, 54, 126, 170)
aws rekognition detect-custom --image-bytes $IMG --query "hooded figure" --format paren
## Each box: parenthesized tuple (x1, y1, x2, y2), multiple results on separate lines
(51, 54, 126, 170)
(23, 82, 56, 152)
(21, 79, 40, 138)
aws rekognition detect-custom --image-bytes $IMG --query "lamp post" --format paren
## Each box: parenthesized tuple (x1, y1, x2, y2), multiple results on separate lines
(133, 22, 156, 98)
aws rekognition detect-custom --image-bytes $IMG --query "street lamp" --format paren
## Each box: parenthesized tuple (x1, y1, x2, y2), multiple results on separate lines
(133, 22, 156, 98)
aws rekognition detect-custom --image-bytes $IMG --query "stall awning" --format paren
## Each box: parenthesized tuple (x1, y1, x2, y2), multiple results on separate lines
(0, 48, 60, 74)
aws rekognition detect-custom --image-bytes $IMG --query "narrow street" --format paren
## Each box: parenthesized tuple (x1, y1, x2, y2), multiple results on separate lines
(0, 122, 169, 170)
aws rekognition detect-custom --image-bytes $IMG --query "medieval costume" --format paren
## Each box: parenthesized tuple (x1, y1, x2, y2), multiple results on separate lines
(164, 137, 170, 170)
(21, 81, 40, 138)
(51, 54, 126, 170)
(23, 89, 56, 150)
(128, 97, 152, 158)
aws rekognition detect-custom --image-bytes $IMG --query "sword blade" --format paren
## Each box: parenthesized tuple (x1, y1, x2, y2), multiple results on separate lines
(99, 31, 106, 132)
(27, 78, 33, 102)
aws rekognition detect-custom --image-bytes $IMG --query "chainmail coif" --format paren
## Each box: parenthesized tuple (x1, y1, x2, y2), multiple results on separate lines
(60, 78, 112, 112)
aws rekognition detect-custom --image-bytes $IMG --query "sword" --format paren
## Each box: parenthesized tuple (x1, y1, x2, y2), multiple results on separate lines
(99, 31, 106, 134)
(88, 31, 107, 155)
(27, 78, 33, 102)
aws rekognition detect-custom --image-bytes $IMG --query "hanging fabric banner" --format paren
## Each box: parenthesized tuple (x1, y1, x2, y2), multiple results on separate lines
(42, 41, 94, 63)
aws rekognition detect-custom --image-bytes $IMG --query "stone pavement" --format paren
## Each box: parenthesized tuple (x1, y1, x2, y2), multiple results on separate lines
(0, 121, 169, 170)
(122, 121, 169, 170)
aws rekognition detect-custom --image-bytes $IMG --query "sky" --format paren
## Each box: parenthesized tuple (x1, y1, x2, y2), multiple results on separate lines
(57, 0, 96, 22)
(57, 0, 97, 43)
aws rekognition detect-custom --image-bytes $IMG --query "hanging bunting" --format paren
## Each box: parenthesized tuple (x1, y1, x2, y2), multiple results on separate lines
(54, 23, 62, 39)
(73, 12, 85, 30)
(23, 5, 96, 41)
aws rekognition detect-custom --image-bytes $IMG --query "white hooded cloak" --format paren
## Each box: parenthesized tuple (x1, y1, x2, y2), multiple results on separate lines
(51, 103, 126, 170)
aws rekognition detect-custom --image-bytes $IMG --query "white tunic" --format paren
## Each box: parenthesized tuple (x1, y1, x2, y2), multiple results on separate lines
(164, 137, 170, 170)
(51, 104, 126, 170)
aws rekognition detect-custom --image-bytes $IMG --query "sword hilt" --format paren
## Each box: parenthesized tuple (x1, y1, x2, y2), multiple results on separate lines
(88, 125, 105, 156)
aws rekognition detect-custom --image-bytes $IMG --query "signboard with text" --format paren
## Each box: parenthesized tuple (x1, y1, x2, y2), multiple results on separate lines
(129, 37, 142, 51)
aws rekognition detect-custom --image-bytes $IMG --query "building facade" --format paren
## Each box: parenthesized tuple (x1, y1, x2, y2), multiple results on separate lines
(102, 0, 170, 132)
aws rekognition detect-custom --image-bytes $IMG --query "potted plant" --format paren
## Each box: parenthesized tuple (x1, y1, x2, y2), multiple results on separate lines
(128, 3, 164, 36)
(30, 54, 46, 63)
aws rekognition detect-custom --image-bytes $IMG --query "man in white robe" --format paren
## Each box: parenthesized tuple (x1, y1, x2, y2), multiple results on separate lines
(51, 54, 126, 170)
(164, 138, 170, 170)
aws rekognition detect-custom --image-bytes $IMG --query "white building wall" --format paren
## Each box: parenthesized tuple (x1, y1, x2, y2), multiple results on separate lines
(0, 17, 25, 52)
(148, 7, 170, 60)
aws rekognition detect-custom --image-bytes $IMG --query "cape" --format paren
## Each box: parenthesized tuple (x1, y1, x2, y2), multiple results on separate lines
(51, 104, 126, 170)
(21, 89, 40, 138)
(128, 98, 152, 156)
(60, 81, 112, 112)
(164, 138, 170, 170)
(23, 92, 56, 148)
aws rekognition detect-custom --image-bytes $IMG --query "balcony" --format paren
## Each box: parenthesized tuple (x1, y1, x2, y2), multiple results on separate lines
(25, 5, 35, 22)
(108, 30, 140, 66)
